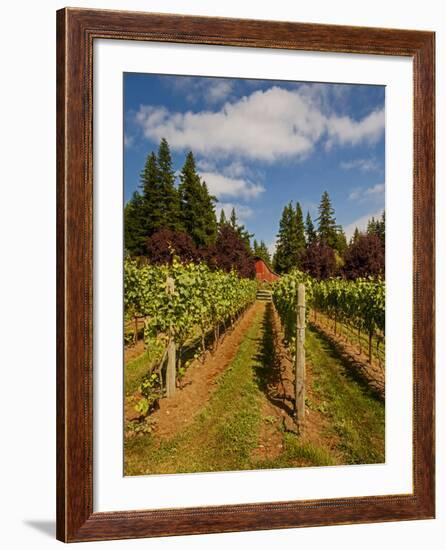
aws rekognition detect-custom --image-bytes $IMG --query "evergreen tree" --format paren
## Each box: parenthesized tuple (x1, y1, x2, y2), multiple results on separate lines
(305, 211, 317, 246)
(273, 202, 302, 273)
(230, 208, 237, 229)
(179, 151, 217, 247)
(140, 151, 163, 236)
(366, 212, 385, 248)
(157, 138, 182, 231)
(367, 216, 378, 236)
(352, 227, 361, 244)
(201, 180, 219, 244)
(335, 226, 348, 255)
(316, 191, 338, 249)
(219, 209, 227, 226)
(124, 191, 146, 256)
(228, 207, 253, 251)
(295, 202, 306, 253)
(377, 211, 385, 247)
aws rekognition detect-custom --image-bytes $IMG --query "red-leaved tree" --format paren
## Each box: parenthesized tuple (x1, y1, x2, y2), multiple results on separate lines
(300, 241, 337, 280)
(146, 228, 199, 265)
(343, 233, 384, 279)
(215, 224, 255, 279)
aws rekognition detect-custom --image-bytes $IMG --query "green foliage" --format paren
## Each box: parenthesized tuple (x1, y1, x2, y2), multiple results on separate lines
(316, 190, 338, 248)
(228, 207, 253, 251)
(125, 140, 184, 255)
(124, 257, 257, 352)
(295, 202, 306, 252)
(125, 257, 257, 415)
(273, 202, 305, 273)
(272, 269, 385, 358)
(367, 211, 385, 247)
(179, 151, 217, 247)
(140, 151, 163, 233)
(124, 191, 147, 256)
(305, 211, 317, 245)
(157, 138, 183, 232)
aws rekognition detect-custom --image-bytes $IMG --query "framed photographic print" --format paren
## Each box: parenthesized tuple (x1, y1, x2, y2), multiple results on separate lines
(56, 8, 435, 542)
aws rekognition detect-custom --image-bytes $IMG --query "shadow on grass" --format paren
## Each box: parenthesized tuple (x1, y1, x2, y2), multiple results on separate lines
(309, 322, 384, 403)
(252, 302, 295, 419)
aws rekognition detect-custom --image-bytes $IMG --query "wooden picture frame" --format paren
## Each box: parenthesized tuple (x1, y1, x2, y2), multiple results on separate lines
(56, 7, 435, 542)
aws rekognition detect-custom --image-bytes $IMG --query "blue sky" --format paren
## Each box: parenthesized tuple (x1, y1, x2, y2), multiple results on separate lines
(124, 73, 385, 253)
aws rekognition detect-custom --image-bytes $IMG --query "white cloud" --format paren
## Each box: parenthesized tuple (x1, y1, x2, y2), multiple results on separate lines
(200, 171, 265, 200)
(297, 82, 354, 115)
(135, 86, 384, 163)
(169, 77, 233, 105)
(325, 109, 384, 149)
(196, 158, 216, 172)
(349, 183, 385, 202)
(344, 208, 384, 240)
(206, 80, 233, 104)
(215, 202, 254, 223)
(340, 158, 381, 172)
(222, 161, 249, 178)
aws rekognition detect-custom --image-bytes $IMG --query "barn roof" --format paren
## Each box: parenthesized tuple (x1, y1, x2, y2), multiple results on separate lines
(253, 256, 279, 280)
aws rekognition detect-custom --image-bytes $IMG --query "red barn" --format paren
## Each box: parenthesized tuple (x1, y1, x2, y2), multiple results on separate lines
(254, 257, 279, 283)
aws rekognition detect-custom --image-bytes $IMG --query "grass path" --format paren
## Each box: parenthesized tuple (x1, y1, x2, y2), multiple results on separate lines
(305, 327, 385, 465)
(125, 302, 385, 476)
(125, 305, 266, 474)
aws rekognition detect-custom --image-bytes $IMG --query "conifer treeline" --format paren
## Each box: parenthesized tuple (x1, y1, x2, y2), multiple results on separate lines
(125, 138, 385, 280)
(124, 139, 255, 278)
(272, 191, 385, 280)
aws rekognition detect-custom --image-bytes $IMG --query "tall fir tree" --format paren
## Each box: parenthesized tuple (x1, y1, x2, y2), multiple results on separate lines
(230, 208, 237, 228)
(201, 180, 219, 245)
(295, 202, 306, 253)
(228, 207, 253, 251)
(377, 211, 385, 247)
(335, 225, 348, 255)
(178, 151, 217, 247)
(305, 211, 317, 245)
(273, 202, 302, 273)
(124, 191, 147, 256)
(219, 209, 227, 226)
(157, 138, 183, 231)
(316, 191, 338, 249)
(139, 151, 163, 236)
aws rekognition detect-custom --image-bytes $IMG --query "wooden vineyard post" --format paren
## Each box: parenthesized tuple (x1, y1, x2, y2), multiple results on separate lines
(165, 276, 176, 397)
(295, 283, 306, 433)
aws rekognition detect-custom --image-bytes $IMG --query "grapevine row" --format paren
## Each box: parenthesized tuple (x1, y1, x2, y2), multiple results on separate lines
(124, 258, 257, 409)
(272, 270, 385, 364)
